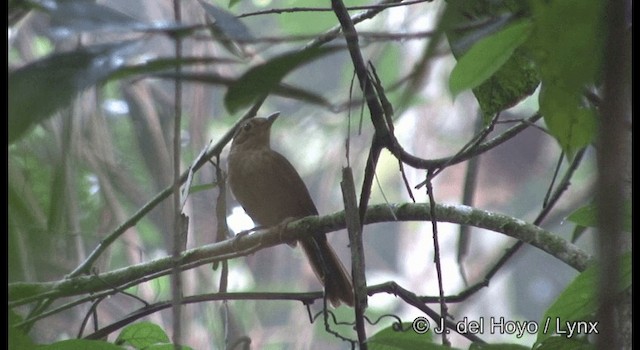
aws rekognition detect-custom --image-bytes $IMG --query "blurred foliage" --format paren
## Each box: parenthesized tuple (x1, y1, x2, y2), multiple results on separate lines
(8, 0, 622, 349)
(535, 252, 631, 346)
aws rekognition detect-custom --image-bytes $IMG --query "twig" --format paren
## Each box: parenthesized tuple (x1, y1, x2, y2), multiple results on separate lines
(413, 112, 543, 173)
(456, 114, 483, 285)
(424, 172, 449, 346)
(543, 152, 564, 208)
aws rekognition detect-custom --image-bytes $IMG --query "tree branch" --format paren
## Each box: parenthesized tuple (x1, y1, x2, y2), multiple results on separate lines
(9, 203, 592, 306)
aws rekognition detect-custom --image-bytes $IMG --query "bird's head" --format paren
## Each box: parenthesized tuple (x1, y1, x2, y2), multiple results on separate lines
(231, 112, 280, 151)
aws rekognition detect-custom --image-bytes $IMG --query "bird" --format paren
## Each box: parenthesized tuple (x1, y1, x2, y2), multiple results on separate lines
(227, 113, 354, 307)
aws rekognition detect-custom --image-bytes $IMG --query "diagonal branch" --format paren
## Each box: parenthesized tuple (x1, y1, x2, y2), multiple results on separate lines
(67, 97, 267, 279)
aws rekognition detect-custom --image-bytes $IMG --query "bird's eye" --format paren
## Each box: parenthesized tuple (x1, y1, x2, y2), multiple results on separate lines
(242, 123, 252, 132)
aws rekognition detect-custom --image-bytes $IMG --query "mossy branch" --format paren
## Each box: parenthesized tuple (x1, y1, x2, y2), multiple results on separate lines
(8, 202, 591, 306)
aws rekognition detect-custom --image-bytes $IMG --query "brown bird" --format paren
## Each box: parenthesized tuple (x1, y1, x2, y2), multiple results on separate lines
(227, 113, 354, 307)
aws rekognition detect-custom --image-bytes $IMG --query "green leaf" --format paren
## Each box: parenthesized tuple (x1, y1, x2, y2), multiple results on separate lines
(9, 310, 34, 350)
(535, 336, 595, 350)
(570, 225, 588, 244)
(449, 20, 532, 99)
(38, 339, 122, 350)
(224, 46, 340, 113)
(472, 48, 539, 123)
(9, 41, 138, 144)
(115, 321, 170, 348)
(146, 344, 194, 350)
(368, 322, 449, 350)
(535, 252, 631, 345)
(529, 0, 604, 91)
(567, 199, 632, 233)
(469, 343, 530, 350)
(529, 0, 604, 155)
(444, 3, 539, 122)
(539, 84, 596, 157)
(566, 205, 598, 228)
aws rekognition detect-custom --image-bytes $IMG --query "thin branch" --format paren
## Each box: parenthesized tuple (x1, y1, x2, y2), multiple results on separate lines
(367, 282, 485, 344)
(542, 152, 564, 208)
(424, 173, 449, 346)
(238, 0, 431, 18)
(413, 113, 544, 174)
(456, 113, 483, 285)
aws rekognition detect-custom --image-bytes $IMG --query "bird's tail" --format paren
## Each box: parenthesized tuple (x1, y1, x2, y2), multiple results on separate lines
(301, 235, 355, 307)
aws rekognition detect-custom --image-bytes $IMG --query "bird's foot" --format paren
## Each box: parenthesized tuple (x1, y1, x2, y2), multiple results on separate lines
(276, 217, 298, 247)
(231, 226, 262, 250)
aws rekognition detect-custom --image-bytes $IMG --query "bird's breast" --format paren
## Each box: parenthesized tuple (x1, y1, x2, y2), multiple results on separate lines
(227, 148, 317, 226)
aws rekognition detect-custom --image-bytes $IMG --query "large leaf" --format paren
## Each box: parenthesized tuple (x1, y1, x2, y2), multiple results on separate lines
(444, 1, 539, 122)
(535, 252, 631, 345)
(566, 205, 598, 229)
(471, 47, 539, 122)
(539, 84, 596, 157)
(39, 339, 122, 350)
(449, 20, 533, 99)
(529, 0, 604, 93)
(367, 322, 451, 350)
(529, 0, 604, 156)
(115, 321, 170, 348)
(566, 199, 632, 233)
(224, 46, 340, 113)
(199, 0, 253, 57)
(9, 41, 139, 144)
(199, 0, 252, 42)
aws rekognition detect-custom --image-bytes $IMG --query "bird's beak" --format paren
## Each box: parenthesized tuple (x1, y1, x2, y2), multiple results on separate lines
(266, 112, 280, 125)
